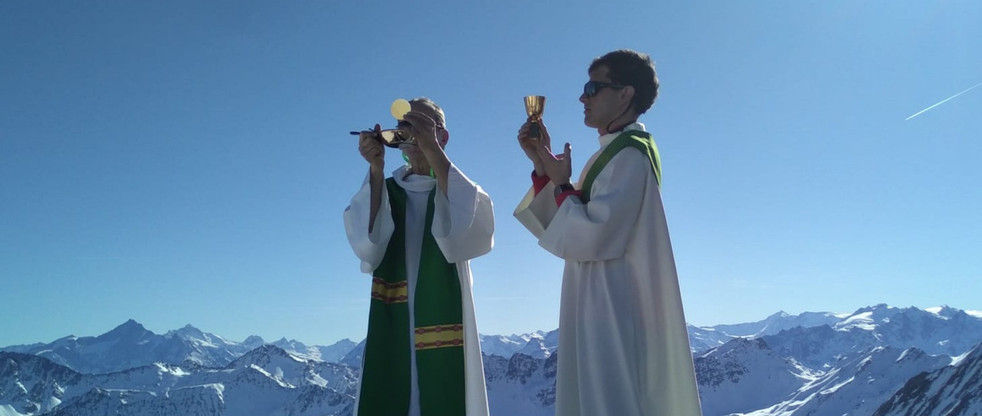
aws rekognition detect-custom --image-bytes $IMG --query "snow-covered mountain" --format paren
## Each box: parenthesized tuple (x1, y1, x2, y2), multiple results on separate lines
(484, 353, 556, 416)
(714, 311, 848, 338)
(873, 341, 982, 416)
(760, 304, 982, 369)
(690, 309, 864, 353)
(695, 338, 817, 416)
(0, 321, 358, 375)
(4, 304, 982, 416)
(733, 345, 951, 416)
(481, 330, 559, 359)
(692, 304, 982, 415)
(337, 340, 364, 368)
(1, 320, 251, 374)
(0, 345, 357, 416)
(268, 338, 358, 364)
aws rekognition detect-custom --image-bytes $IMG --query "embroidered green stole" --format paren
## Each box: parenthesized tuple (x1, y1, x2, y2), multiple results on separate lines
(358, 178, 466, 416)
(579, 130, 662, 202)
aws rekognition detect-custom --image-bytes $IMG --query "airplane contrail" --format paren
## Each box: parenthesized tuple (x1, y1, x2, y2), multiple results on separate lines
(905, 81, 982, 121)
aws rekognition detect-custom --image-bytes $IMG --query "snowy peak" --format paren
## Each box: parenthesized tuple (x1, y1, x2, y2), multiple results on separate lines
(750, 304, 982, 368)
(229, 344, 305, 370)
(316, 338, 359, 363)
(225, 345, 319, 389)
(0, 320, 256, 374)
(689, 309, 847, 353)
(0, 348, 358, 416)
(480, 330, 558, 358)
(874, 341, 982, 416)
(835, 304, 918, 331)
(99, 319, 152, 341)
(339, 339, 365, 368)
(5, 304, 982, 416)
(701, 336, 769, 358)
(695, 338, 813, 416)
(706, 310, 845, 339)
(243, 335, 266, 348)
(484, 353, 557, 415)
(166, 323, 209, 341)
(926, 305, 965, 319)
(756, 345, 951, 416)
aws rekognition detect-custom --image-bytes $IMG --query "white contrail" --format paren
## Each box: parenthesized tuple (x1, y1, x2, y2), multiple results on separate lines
(905, 81, 982, 121)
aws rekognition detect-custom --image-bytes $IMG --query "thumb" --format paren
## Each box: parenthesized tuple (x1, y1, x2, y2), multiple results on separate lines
(563, 142, 572, 161)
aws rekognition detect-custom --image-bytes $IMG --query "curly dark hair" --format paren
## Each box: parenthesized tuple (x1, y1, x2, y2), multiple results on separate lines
(588, 50, 659, 115)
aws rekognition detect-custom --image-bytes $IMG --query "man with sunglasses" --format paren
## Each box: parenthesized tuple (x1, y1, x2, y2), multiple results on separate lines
(514, 50, 703, 416)
(345, 97, 494, 416)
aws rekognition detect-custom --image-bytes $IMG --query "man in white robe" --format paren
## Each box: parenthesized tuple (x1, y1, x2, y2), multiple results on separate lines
(344, 98, 494, 416)
(514, 50, 703, 415)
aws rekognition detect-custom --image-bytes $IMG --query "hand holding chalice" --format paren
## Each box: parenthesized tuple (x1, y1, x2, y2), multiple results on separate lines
(524, 95, 546, 139)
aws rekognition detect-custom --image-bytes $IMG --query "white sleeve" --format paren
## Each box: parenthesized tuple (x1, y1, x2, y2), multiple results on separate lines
(343, 174, 395, 273)
(431, 164, 495, 263)
(537, 149, 651, 261)
(513, 181, 559, 239)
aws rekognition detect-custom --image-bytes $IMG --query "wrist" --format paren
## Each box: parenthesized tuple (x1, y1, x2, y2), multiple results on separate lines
(554, 183, 582, 207)
(419, 145, 445, 161)
(551, 176, 571, 186)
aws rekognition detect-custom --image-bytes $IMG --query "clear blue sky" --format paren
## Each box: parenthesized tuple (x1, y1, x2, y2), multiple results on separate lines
(2, 1, 980, 347)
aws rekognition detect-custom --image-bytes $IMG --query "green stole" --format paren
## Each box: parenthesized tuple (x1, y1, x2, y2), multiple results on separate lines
(579, 130, 662, 202)
(358, 178, 466, 416)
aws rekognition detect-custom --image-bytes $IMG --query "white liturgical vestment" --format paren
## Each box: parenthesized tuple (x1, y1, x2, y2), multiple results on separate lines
(514, 123, 703, 416)
(344, 164, 494, 416)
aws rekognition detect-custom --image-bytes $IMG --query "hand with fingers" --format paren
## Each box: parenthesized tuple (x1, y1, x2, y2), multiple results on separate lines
(518, 120, 553, 177)
(358, 124, 385, 170)
(401, 110, 441, 155)
(536, 141, 573, 187)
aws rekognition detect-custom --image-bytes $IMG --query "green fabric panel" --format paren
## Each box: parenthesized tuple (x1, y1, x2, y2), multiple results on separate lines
(357, 179, 468, 416)
(412, 191, 464, 327)
(579, 131, 662, 202)
(357, 178, 411, 416)
(416, 347, 467, 415)
(414, 190, 466, 415)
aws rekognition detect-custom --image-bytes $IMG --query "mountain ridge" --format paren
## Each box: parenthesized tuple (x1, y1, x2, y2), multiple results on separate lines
(4, 304, 982, 416)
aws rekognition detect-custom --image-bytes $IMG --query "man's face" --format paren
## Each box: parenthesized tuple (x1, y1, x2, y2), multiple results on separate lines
(580, 65, 627, 131)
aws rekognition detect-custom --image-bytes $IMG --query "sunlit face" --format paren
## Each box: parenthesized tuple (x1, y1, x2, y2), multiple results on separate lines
(579, 65, 628, 133)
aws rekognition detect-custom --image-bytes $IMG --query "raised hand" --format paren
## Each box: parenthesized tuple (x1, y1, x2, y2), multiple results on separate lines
(401, 109, 451, 196)
(518, 120, 553, 177)
(535, 141, 572, 186)
(358, 124, 385, 170)
(401, 110, 441, 156)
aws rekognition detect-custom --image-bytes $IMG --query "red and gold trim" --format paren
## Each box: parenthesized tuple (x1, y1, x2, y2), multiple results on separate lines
(414, 324, 464, 350)
(371, 278, 408, 304)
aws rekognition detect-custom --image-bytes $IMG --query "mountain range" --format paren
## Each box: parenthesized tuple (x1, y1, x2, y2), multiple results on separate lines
(3, 304, 982, 415)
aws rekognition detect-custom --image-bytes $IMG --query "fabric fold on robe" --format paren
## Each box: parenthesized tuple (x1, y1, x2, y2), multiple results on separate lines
(345, 164, 493, 416)
(514, 122, 703, 416)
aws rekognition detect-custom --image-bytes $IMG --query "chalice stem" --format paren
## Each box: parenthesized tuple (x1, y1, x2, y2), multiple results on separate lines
(529, 120, 540, 138)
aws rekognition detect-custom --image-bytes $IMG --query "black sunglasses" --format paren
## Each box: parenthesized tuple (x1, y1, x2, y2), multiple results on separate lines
(583, 80, 625, 98)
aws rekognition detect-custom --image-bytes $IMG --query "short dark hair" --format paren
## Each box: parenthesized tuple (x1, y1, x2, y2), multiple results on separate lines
(589, 50, 659, 114)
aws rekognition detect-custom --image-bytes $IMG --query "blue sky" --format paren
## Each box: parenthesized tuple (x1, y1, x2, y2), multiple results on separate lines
(2, 1, 980, 347)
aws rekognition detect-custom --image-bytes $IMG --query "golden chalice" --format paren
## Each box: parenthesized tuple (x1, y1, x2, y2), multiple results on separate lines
(524, 95, 546, 138)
